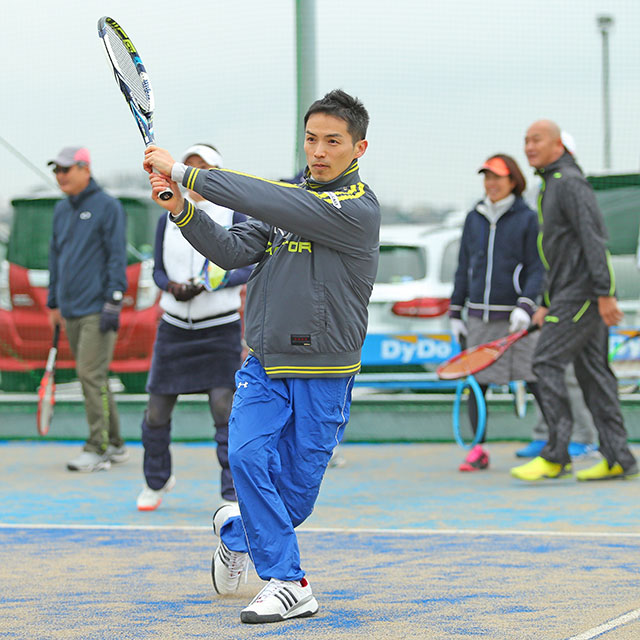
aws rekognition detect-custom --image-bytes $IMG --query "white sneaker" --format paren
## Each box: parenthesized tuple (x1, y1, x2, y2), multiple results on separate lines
(328, 447, 346, 468)
(212, 503, 249, 595)
(136, 475, 176, 511)
(66, 451, 111, 472)
(240, 577, 319, 624)
(106, 444, 129, 464)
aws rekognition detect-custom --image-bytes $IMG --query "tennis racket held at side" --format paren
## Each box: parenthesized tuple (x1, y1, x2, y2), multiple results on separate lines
(608, 328, 640, 362)
(437, 323, 540, 380)
(37, 324, 60, 436)
(97, 16, 173, 201)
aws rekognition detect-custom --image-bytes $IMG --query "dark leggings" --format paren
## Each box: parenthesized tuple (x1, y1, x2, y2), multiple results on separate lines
(468, 381, 542, 444)
(144, 387, 236, 500)
(146, 388, 234, 428)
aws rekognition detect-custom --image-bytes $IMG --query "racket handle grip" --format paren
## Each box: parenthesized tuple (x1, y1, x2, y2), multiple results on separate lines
(152, 167, 174, 200)
(145, 143, 175, 201)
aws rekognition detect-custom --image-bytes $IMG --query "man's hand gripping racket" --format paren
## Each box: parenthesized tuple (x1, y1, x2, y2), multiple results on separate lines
(437, 324, 540, 380)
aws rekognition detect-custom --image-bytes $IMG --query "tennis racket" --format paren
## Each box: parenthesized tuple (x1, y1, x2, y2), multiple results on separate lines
(437, 324, 540, 380)
(97, 16, 173, 200)
(608, 328, 640, 362)
(36, 324, 60, 436)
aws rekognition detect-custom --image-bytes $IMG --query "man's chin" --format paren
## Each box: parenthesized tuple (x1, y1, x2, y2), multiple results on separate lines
(310, 169, 334, 182)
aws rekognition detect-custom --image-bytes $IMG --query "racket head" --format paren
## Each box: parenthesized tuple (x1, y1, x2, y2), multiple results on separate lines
(437, 344, 503, 380)
(437, 324, 537, 380)
(199, 259, 229, 292)
(37, 372, 55, 436)
(98, 16, 155, 144)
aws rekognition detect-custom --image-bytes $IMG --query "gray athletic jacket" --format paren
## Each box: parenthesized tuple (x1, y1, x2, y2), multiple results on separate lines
(536, 152, 615, 307)
(170, 160, 380, 378)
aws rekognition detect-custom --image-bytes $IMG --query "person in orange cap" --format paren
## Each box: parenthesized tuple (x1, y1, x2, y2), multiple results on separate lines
(449, 154, 545, 472)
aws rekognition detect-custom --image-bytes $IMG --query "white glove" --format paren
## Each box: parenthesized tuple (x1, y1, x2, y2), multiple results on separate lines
(509, 307, 531, 333)
(450, 318, 468, 343)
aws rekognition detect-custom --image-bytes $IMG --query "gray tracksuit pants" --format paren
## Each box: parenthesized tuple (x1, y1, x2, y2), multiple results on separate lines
(533, 300, 636, 471)
(532, 363, 597, 443)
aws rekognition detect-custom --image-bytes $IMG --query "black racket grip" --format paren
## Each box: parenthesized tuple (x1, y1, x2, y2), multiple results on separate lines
(154, 167, 174, 201)
(52, 323, 60, 347)
(525, 323, 540, 334)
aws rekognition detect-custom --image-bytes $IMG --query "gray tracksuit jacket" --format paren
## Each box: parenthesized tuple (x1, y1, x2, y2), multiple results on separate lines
(536, 152, 615, 307)
(170, 160, 380, 378)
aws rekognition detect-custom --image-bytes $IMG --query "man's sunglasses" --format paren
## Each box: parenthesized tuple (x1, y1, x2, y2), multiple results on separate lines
(52, 165, 73, 175)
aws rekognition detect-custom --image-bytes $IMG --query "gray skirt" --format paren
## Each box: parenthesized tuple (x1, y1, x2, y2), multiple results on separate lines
(467, 316, 538, 385)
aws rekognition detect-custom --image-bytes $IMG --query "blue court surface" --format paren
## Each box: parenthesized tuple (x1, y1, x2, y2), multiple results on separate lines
(1, 440, 639, 639)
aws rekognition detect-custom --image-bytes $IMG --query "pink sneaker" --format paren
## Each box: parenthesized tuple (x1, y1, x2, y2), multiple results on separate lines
(459, 444, 489, 472)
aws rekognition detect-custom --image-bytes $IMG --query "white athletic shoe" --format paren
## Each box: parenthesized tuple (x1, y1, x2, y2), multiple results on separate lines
(66, 451, 111, 472)
(240, 577, 319, 624)
(136, 475, 176, 511)
(212, 503, 249, 595)
(105, 444, 129, 464)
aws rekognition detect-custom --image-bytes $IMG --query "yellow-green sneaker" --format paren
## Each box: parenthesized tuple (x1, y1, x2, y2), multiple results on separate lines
(510, 456, 572, 481)
(575, 459, 638, 481)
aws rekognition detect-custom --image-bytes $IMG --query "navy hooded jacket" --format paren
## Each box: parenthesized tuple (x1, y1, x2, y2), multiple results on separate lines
(449, 195, 544, 322)
(47, 178, 127, 319)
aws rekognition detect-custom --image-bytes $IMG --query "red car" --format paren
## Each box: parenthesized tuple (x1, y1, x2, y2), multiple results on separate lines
(0, 191, 162, 392)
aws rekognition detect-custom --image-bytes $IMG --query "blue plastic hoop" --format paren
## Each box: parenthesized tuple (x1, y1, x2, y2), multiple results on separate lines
(452, 375, 486, 450)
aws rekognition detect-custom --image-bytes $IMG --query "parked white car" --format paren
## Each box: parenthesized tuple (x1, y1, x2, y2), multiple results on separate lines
(362, 222, 462, 368)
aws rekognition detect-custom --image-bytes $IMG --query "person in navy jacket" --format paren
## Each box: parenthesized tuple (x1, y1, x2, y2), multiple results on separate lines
(449, 154, 544, 472)
(46, 146, 128, 473)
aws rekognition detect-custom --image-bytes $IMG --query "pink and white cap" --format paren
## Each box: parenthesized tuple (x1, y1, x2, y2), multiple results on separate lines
(47, 146, 91, 168)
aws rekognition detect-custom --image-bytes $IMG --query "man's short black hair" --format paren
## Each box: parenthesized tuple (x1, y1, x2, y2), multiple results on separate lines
(304, 89, 369, 143)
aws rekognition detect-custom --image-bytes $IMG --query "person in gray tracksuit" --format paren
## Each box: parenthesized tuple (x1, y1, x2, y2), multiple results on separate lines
(144, 90, 380, 623)
(511, 119, 637, 482)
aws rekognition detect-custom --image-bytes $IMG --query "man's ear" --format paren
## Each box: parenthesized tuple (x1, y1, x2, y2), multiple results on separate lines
(353, 139, 368, 159)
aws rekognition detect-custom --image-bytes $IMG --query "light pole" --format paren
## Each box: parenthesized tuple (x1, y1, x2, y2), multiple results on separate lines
(295, 0, 316, 174)
(597, 14, 614, 170)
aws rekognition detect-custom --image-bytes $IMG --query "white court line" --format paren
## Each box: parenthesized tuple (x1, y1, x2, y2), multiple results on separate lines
(1, 523, 640, 538)
(565, 608, 640, 640)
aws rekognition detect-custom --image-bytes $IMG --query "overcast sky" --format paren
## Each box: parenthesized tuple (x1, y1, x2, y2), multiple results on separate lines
(2, 0, 640, 214)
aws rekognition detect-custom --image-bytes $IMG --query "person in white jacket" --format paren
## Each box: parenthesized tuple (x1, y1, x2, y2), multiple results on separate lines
(136, 144, 252, 511)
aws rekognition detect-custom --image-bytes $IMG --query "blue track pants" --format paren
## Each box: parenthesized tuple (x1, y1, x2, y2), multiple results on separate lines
(220, 355, 354, 581)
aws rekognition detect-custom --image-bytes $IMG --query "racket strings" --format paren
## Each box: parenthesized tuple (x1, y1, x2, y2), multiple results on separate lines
(437, 346, 501, 380)
(104, 28, 151, 113)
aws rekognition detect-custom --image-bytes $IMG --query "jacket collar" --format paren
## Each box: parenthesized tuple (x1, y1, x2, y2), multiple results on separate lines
(302, 159, 361, 191)
(535, 151, 581, 177)
(68, 177, 100, 208)
(476, 193, 516, 224)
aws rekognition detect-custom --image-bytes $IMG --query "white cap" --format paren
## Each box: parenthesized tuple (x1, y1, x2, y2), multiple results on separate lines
(180, 144, 224, 168)
(561, 131, 576, 156)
